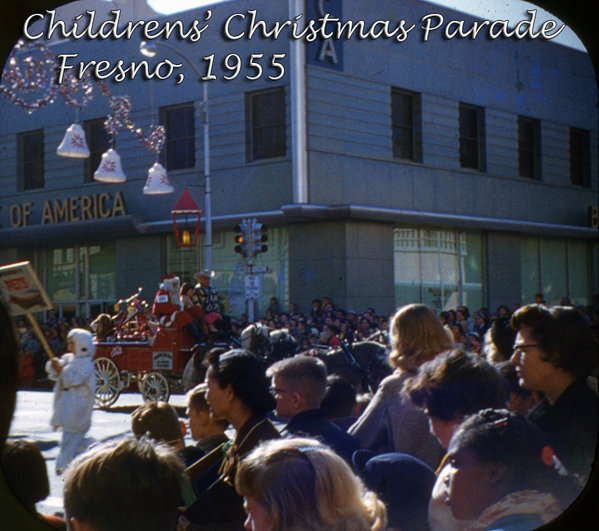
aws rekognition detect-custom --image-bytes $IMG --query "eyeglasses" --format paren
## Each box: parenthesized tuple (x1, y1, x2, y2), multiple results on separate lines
(513, 343, 539, 352)
(269, 387, 293, 396)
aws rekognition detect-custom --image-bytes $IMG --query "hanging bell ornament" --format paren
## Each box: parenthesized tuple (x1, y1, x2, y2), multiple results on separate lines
(93, 148, 126, 183)
(56, 123, 90, 158)
(143, 162, 174, 194)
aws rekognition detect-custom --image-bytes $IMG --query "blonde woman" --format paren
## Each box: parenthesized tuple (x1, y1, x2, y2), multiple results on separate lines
(235, 437, 387, 531)
(348, 303, 454, 469)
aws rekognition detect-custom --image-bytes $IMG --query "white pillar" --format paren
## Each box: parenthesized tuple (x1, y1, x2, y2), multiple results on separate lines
(289, 0, 308, 204)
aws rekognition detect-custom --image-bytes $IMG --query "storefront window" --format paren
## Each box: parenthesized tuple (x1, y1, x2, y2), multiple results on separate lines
(567, 240, 591, 304)
(521, 236, 591, 306)
(36, 244, 116, 318)
(393, 228, 484, 312)
(520, 238, 540, 304)
(540, 239, 568, 305)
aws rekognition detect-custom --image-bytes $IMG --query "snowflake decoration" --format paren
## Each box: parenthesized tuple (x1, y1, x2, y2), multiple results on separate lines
(70, 133, 86, 148)
(102, 159, 116, 172)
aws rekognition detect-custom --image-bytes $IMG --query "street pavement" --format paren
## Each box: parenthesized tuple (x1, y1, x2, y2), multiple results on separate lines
(7, 388, 190, 519)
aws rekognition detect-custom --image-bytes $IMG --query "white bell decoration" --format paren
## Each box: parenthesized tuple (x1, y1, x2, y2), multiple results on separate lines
(56, 123, 90, 158)
(143, 162, 174, 194)
(93, 148, 126, 183)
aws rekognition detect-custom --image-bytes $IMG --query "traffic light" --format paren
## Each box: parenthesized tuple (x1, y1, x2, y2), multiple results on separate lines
(250, 220, 268, 256)
(234, 220, 248, 257)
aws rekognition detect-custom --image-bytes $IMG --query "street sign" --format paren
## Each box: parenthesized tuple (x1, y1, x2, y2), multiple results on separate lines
(245, 274, 260, 300)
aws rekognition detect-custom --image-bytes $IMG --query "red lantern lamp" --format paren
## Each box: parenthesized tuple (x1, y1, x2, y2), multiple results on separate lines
(171, 190, 202, 248)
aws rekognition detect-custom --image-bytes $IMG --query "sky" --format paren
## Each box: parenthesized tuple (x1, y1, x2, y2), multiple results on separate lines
(145, 0, 586, 52)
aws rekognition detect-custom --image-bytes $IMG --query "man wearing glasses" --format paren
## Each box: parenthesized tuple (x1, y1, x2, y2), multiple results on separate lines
(266, 355, 359, 464)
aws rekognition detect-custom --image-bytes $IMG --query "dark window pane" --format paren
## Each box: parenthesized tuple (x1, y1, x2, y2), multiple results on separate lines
(161, 103, 195, 170)
(518, 116, 541, 180)
(570, 128, 590, 187)
(459, 104, 485, 171)
(84, 118, 111, 182)
(247, 88, 286, 161)
(392, 90, 416, 160)
(19, 130, 45, 190)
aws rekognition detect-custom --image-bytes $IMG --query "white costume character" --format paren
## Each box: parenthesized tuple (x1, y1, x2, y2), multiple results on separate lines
(45, 328, 96, 474)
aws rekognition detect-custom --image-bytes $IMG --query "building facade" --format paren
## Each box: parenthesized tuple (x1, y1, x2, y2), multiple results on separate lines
(1, 0, 597, 320)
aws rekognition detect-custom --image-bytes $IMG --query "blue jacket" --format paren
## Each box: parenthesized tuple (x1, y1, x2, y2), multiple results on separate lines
(283, 408, 360, 463)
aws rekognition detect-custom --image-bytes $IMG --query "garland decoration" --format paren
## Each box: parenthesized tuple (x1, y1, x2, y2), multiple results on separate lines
(0, 39, 58, 113)
(1, 41, 167, 155)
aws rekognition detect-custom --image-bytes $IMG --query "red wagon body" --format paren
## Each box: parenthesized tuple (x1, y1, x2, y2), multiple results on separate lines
(92, 289, 196, 408)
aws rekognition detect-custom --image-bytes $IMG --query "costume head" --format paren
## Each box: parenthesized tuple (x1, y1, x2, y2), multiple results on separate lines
(162, 274, 181, 305)
(67, 328, 95, 358)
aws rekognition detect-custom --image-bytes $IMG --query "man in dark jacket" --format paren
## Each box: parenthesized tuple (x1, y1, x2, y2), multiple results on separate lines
(510, 304, 598, 491)
(267, 355, 359, 463)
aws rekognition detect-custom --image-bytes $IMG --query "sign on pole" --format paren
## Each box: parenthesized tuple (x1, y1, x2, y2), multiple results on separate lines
(245, 274, 260, 300)
(0, 261, 56, 360)
(245, 273, 260, 323)
(0, 261, 53, 315)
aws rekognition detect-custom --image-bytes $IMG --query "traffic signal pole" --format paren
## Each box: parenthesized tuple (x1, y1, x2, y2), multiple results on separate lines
(234, 218, 268, 323)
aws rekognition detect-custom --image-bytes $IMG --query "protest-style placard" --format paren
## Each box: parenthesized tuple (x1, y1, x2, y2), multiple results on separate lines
(0, 261, 53, 316)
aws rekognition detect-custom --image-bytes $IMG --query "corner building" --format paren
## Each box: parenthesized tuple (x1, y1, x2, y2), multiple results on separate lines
(0, 0, 597, 319)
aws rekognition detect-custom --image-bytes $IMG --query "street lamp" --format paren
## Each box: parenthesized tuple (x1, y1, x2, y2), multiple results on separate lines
(140, 40, 212, 272)
(171, 190, 202, 248)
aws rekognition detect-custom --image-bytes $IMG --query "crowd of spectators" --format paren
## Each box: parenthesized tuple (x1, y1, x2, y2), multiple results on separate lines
(14, 292, 599, 388)
(3, 289, 599, 530)
(250, 293, 599, 356)
(15, 310, 94, 386)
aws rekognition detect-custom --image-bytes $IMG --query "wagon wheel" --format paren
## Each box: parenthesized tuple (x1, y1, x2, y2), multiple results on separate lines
(94, 357, 121, 409)
(138, 372, 170, 403)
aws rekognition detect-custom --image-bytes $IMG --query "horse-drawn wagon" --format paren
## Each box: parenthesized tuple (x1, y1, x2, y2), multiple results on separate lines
(92, 288, 228, 408)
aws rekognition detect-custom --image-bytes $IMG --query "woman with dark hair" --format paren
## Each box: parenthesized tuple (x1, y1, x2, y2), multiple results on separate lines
(443, 409, 578, 531)
(403, 349, 511, 531)
(482, 316, 516, 363)
(182, 348, 280, 530)
(510, 304, 598, 487)
(2, 440, 66, 529)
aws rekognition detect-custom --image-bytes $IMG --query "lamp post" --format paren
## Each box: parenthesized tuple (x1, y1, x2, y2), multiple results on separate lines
(172, 190, 202, 248)
(140, 40, 212, 273)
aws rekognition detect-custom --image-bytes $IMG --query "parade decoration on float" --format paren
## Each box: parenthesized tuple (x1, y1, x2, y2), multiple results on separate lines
(0, 39, 171, 193)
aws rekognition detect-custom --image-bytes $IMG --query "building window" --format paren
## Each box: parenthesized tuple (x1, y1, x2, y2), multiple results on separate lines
(84, 118, 111, 182)
(521, 236, 591, 306)
(393, 228, 484, 312)
(37, 244, 116, 319)
(18, 129, 45, 190)
(391, 88, 422, 161)
(246, 87, 286, 161)
(459, 103, 486, 171)
(160, 103, 195, 171)
(569, 127, 590, 187)
(518, 116, 541, 180)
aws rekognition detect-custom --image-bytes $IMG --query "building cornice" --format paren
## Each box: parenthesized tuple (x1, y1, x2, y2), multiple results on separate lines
(1, 204, 596, 249)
